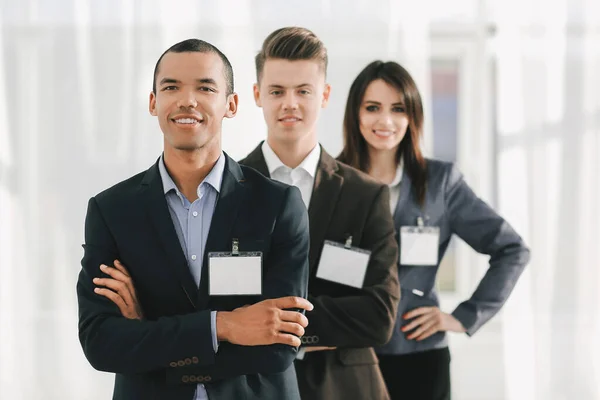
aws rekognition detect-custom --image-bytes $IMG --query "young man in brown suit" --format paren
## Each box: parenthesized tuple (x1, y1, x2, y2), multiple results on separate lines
(239, 27, 400, 400)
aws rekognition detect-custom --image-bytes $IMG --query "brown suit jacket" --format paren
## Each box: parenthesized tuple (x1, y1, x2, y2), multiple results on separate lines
(240, 144, 400, 400)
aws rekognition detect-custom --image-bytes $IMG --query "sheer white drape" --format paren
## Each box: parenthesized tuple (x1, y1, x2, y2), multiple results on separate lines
(0, 1, 432, 398)
(2, 1, 599, 399)
(493, 0, 600, 399)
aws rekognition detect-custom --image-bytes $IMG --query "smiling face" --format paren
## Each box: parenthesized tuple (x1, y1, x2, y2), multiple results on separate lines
(149, 51, 237, 153)
(253, 58, 330, 147)
(358, 79, 409, 153)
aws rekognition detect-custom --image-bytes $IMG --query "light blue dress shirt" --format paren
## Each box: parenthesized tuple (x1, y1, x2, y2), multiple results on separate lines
(158, 153, 224, 400)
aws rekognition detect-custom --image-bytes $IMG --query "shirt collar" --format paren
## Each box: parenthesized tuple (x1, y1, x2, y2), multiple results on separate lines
(158, 152, 226, 197)
(261, 140, 321, 178)
(388, 159, 404, 188)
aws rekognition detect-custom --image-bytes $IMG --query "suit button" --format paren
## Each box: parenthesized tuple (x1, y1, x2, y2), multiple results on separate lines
(314, 336, 319, 344)
(169, 362, 178, 367)
(192, 356, 199, 364)
(182, 375, 190, 383)
(196, 375, 204, 382)
(185, 358, 192, 365)
(189, 375, 197, 383)
(205, 376, 212, 382)
(301, 336, 307, 344)
(177, 360, 185, 367)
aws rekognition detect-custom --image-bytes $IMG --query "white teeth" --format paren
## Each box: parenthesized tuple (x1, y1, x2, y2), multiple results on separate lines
(281, 118, 299, 122)
(174, 118, 199, 124)
(374, 130, 394, 137)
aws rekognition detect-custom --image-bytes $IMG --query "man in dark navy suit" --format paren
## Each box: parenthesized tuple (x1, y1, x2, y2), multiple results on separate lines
(76, 39, 312, 400)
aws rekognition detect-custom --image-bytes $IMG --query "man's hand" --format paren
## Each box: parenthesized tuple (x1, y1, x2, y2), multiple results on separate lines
(401, 306, 465, 341)
(94, 259, 143, 320)
(217, 296, 313, 347)
(303, 346, 336, 353)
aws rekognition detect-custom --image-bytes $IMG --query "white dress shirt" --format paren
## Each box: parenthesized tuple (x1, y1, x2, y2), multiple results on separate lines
(261, 141, 321, 208)
(262, 140, 319, 361)
(388, 161, 403, 215)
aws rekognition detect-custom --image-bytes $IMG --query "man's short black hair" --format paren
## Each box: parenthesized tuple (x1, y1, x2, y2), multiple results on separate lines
(152, 39, 234, 95)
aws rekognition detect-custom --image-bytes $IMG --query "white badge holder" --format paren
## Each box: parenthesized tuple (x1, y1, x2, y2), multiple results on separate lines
(208, 238, 263, 296)
(316, 236, 371, 289)
(400, 217, 439, 266)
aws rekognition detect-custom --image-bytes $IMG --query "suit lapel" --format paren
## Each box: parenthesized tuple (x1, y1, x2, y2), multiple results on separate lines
(239, 142, 270, 177)
(242, 144, 343, 272)
(393, 168, 420, 226)
(140, 161, 197, 308)
(307, 150, 343, 272)
(198, 154, 247, 307)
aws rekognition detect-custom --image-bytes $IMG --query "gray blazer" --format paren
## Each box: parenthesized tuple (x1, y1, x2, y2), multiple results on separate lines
(377, 159, 530, 355)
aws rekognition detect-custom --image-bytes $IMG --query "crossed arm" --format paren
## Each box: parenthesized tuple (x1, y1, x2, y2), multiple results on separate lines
(78, 187, 312, 380)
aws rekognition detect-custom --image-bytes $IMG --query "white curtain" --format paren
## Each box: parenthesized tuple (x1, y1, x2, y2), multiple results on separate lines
(3, 1, 599, 399)
(0, 1, 432, 398)
(493, 0, 600, 399)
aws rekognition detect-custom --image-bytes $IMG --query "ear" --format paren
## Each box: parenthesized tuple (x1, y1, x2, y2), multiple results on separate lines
(253, 83, 262, 107)
(321, 83, 331, 108)
(149, 91, 157, 116)
(224, 92, 239, 119)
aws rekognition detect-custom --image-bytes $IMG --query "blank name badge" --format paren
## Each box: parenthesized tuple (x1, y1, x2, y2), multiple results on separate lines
(400, 226, 439, 266)
(316, 240, 371, 289)
(208, 251, 263, 296)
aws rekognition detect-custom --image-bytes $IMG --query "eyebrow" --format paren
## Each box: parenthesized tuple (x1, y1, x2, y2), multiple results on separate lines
(159, 78, 218, 86)
(364, 100, 405, 106)
(267, 83, 314, 89)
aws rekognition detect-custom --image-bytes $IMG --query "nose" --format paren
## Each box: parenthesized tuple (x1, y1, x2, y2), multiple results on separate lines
(176, 89, 198, 109)
(377, 112, 395, 129)
(282, 92, 299, 111)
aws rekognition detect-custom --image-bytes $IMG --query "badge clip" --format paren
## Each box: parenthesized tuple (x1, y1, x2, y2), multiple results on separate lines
(345, 235, 353, 249)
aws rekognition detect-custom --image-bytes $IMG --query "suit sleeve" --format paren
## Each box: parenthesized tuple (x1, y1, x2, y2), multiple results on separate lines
(77, 197, 216, 374)
(302, 185, 400, 347)
(445, 164, 530, 335)
(167, 185, 311, 383)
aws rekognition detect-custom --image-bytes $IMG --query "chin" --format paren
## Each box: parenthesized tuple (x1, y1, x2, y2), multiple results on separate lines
(173, 145, 201, 151)
(274, 131, 302, 143)
(369, 142, 397, 152)
(171, 139, 205, 150)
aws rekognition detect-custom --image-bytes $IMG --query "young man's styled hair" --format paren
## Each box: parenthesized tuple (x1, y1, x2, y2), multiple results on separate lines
(152, 38, 234, 95)
(255, 27, 328, 82)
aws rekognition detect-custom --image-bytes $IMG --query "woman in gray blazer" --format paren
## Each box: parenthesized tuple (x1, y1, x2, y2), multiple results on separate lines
(338, 61, 530, 400)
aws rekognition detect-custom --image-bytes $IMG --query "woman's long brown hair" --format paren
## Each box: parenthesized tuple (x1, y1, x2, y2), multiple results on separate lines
(338, 60, 427, 206)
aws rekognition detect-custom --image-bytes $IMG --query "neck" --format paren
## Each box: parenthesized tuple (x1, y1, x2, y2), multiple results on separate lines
(267, 134, 317, 169)
(163, 143, 221, 202)
(367, 147, 398, 185)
